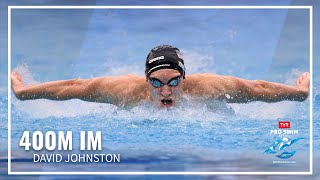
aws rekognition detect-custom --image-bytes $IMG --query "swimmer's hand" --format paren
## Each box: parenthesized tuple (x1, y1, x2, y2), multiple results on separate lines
(11, 71, 24, 99)
(295, 72, 310, 94)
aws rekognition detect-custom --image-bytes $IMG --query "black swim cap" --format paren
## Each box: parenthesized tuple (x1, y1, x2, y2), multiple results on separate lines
(145, 45, 186, 78)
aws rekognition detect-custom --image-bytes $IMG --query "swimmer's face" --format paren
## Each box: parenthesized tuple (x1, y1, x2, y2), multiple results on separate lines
(147, 69, 184, 108)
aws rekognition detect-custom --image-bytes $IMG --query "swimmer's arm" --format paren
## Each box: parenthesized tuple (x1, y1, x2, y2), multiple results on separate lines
(11, 71, 147, 106)
(187, 73, 310, 103)
(221, 73, 310, 103)
(11, 71, 105, 101)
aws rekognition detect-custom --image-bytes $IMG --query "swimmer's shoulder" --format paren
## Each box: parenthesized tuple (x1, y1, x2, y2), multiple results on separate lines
(119, 74, 149, 104)
(184, 73, 226, 96)
(95, 74, 149, 106)
(184, 73, 222, 87)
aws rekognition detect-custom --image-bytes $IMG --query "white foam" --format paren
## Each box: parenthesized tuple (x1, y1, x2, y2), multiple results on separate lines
(284, 68, 304, 86)
(182, 50, 216, 74)
(101, 61, 144, 76)
(230, 101, 296, 120)
(14, 64, 39, 85)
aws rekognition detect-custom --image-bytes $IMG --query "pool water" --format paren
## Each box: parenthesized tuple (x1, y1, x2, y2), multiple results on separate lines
(4, 92, 316, 173)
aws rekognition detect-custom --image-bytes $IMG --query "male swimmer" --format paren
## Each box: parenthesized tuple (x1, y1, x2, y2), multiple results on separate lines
(11, 45, 310, 108)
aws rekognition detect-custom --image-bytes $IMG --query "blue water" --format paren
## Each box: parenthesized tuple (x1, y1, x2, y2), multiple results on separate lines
(1, 0, 320, 179)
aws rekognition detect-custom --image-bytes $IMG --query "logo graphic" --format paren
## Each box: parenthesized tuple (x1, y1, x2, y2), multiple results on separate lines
(263, 137, 303, 159)
(278, 121, 290, 128)
(148, 56, 164, 64)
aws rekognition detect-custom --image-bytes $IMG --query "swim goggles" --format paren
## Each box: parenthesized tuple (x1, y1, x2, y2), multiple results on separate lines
(148, 76, 182, 88)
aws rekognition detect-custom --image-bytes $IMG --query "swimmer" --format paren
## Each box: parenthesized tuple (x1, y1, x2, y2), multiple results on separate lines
(11, 45, 310, 108)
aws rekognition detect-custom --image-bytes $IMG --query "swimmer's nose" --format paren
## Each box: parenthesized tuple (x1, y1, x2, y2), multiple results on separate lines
(160, 85, 172, 97)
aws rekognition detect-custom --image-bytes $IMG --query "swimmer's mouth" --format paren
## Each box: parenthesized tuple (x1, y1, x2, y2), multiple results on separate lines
(161, 99, 173, 107)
